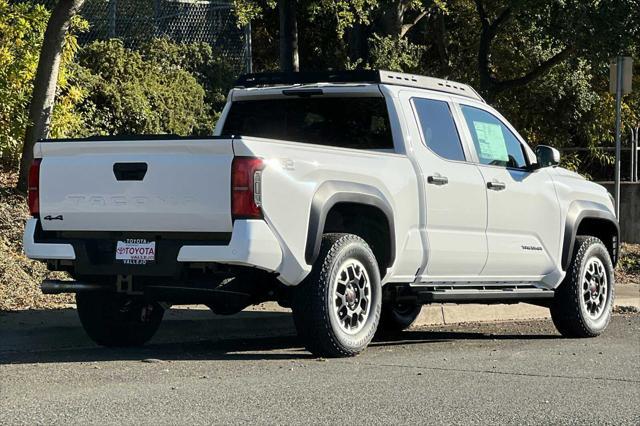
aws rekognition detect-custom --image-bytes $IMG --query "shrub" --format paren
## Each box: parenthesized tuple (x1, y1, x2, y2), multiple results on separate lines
(72, 39, 214, 136)
(140, 37, 236, 112)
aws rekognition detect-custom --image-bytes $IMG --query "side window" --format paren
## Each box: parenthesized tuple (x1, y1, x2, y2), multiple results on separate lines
(412, 98, 466, 161)
(460, 105, 527, 169)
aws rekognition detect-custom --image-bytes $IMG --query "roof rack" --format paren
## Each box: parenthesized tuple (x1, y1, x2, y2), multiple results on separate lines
(234, 70, 484, 102)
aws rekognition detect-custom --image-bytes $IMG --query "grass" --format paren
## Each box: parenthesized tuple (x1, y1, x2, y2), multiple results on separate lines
(0, 169, 638, 311)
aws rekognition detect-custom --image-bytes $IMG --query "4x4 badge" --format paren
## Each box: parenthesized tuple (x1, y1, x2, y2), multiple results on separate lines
(43, 215, 63, 221)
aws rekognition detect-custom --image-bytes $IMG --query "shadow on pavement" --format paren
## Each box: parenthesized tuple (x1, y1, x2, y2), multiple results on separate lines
(0, 334, 313, 365)
(0, 307, 560, 365)
(375, 329, 559, 347)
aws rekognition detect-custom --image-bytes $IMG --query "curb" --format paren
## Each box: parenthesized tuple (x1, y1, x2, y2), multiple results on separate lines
(408, 285, 639, 327)
(410, 296, 639, 328)
(412, 303, 550, 327)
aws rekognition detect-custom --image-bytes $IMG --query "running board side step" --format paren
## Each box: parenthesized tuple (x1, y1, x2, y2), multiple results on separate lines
(394, 287, 554, 305)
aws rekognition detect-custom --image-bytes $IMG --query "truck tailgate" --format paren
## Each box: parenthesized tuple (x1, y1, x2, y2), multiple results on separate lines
(36, 138, 234, 233)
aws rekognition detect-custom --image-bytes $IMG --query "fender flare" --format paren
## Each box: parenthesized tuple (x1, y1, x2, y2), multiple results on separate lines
(561, 200, 620, 270)
(305, 181, 396, 267)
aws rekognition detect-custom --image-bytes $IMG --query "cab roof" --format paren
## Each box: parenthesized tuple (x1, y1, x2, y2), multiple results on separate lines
(234, 70, 485, 103)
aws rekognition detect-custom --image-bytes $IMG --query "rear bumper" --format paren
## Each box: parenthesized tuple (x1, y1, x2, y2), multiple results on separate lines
(23, 218, 285, 277)
(177, 219, 282, 271)
(23, 219, 76, 260)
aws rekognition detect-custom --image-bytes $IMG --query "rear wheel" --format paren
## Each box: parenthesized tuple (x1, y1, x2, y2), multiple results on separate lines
(377, 301, 422, 334)
(292, 233, 381, 357)
(550, 236, 614, 337)
(76, 292, 164, 347)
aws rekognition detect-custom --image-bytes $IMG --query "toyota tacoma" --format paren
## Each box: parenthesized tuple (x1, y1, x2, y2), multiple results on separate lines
(24, 70, 619, 357)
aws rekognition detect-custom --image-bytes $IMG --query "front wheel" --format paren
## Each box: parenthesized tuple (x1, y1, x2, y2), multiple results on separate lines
(292, 233, 382, 357)
(76, 292, 165, 347)
(550, 236, 614, 337)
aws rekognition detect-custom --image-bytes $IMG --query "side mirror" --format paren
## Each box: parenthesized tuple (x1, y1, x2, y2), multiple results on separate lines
(535, 145, 560, 168)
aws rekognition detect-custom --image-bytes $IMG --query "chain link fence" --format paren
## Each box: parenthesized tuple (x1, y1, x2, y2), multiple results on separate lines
(559, 127, 640, 182)
(23, 0, 250, 75)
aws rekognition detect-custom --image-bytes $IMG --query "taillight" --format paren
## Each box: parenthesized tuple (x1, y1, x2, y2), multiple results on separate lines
(27, 159, 42, 217)
(231, 157, 264, 219)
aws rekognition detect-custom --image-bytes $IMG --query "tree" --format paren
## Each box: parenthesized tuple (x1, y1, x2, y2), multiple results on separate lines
(470, 0, 638, 101)
(473, 0, 573, 100)
(0, 0, 49, 165)
(279, 0, 299, 72)
(17, 0, 85, 192)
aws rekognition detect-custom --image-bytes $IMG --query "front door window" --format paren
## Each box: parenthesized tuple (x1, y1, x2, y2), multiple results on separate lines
(460, 105, 528, 169)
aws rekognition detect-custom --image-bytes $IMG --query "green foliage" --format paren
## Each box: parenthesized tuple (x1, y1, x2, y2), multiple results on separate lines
(368, 34, 422, 72)
(307, 0, 380, 38)
(69, 39, 214, 137)
(0, 0, 89, 165)
(230, 0, 637, 178)
(233, 0, 267, 27)
(4, 0, 639, 181)
(140, 38, 236, 112)
(50, 15, 90, 139)
(0, 0, 48, 165)
(0, 0, 231, 166)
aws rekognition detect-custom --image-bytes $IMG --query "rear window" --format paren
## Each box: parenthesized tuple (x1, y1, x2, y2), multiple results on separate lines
(221, 97, 394, 150)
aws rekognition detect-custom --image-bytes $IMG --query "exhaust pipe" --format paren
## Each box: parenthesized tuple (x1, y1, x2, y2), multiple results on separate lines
(41, 280, 108, 294)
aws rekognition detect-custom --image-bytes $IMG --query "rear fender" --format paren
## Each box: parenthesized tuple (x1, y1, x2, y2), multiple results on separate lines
(305, 181, 396, 266)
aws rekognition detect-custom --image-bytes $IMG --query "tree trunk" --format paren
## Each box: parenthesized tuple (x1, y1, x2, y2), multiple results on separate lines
(380, 0, 405, 37)
(278, 0, 299, 72)
(380, 1, 430, 39)
(347, 23, 368, 66)
(435, 11, 450, 75)
(17, 0, 85, 192)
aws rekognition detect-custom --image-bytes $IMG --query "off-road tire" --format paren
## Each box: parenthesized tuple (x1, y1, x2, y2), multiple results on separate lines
(76, 292, 165, 347)
(292, 233, 381, 357)
(377, 301, 422, 334)
(550, 236, 614, 338)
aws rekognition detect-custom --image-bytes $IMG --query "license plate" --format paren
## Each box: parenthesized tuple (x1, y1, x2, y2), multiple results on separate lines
(115, 239, 156, 265)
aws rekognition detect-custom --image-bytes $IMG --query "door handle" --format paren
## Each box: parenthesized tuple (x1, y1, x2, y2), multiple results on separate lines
(427, 175, 449, 186)
(113, 162, 148, 181)
(487, 180, 506, 191)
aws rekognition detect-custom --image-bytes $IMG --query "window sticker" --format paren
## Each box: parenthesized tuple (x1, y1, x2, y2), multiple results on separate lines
(473, 121, 508, 162)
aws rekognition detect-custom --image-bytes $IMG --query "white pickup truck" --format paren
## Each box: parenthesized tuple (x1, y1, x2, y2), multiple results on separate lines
(24, 70, 619, 357)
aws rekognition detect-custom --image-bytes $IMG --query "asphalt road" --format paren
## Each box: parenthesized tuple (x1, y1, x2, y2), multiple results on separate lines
(1, 310, 639, 425)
